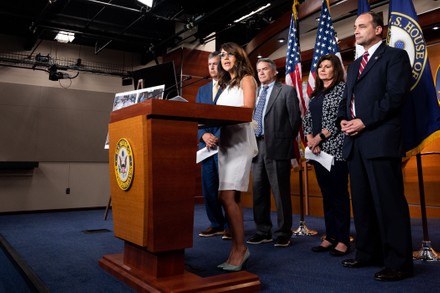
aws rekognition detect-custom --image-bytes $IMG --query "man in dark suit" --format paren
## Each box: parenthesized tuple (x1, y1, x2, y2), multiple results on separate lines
(196, 51, 230, 239)
(337, 11, 413, 281)
(247, 58, 301, 247)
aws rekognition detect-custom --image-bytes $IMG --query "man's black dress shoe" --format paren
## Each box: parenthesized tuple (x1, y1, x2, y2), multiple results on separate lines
(342, 258, 373, 268)
(374, 268, 413, 281)
(311, 245, 333, 252)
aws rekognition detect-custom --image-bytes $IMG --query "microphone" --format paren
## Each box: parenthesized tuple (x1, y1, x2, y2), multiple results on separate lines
(181, 75, 193, 81)
(161, 75, 192, 99)
(163, 75, 209, 100)
(180, 75, 210, 89)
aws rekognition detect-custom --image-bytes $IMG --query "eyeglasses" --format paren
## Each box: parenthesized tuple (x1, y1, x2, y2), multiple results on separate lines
(219, 52, 235, 59)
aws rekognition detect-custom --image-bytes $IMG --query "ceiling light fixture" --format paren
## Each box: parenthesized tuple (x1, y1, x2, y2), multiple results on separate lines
(277, 38, 285, 43)
(234, 3, 271, 23)
(55, 31, 75, 43)
(137, 0, 153, 8)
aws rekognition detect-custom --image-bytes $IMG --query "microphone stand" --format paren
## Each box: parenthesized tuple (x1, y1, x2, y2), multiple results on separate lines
(163, 75, 209, 100)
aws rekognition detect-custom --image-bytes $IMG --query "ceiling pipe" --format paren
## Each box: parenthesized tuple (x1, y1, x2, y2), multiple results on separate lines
(80, 0, 144, 13)
(95, 14, 146, 54)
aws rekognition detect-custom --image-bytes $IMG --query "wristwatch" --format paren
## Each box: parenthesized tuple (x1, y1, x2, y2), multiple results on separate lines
(319, 132, 326, 140)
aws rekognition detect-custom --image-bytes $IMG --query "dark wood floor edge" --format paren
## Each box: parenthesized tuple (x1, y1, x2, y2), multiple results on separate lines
(0, 234, 50, 293)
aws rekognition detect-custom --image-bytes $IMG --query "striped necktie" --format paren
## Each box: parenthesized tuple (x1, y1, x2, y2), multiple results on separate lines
(358, 51, 369, 77)
(254, 86, 269, 137)
(351, 51, 369, 118)
(212, 81, 218, 101)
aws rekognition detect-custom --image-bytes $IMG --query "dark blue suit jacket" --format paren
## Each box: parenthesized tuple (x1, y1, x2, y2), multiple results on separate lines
(337, 42, 412, 159)
(196, 81, 221, 149)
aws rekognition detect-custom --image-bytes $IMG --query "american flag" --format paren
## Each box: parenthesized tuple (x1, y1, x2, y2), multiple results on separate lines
(285, 0, 306, 117)
(285, 0, 305, 164)
(306, 0, 342, 97)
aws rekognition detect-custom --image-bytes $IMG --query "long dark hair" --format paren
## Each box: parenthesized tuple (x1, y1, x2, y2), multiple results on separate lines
(217, 42, 255, 89)
(310, 54, 344, 98)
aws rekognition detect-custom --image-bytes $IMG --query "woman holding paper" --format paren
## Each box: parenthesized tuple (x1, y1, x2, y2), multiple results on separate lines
(303, 54, 350, 256)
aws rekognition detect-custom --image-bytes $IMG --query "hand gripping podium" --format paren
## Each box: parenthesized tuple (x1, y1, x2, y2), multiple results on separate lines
(99, 99, 261, 292)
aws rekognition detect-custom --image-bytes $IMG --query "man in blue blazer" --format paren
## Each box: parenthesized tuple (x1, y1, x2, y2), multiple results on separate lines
(247, 58, 301, 247)
(196, 51, 229, 239)
(337, 12, 413, 281)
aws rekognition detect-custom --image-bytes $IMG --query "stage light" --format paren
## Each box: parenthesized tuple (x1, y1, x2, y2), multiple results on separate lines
(48, 65, 79, 81)
(55, 31, 75, 43)
(49, 65, 60, 81)
(35, 53, 51, 63)
(137, 0, 153, 8)
(122, 76, 133, 86)
(234, 3, 271, 23)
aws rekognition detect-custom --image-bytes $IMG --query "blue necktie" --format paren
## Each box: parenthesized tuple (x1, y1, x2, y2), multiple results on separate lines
(254, 86, 269, 137)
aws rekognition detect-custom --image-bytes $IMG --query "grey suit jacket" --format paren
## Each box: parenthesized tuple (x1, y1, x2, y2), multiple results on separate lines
(258, 82, 301, 160)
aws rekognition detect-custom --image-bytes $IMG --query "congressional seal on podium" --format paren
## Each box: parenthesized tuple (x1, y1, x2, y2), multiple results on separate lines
(114, 138, 134, 191)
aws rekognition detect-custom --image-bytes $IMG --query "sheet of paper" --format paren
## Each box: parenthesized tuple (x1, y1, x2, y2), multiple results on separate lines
(196, 147, 218, 163)
(304, 147, 334, 172)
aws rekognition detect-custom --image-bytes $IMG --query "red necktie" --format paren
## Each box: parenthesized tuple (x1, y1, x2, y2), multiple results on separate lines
(351, 51, 369, 118)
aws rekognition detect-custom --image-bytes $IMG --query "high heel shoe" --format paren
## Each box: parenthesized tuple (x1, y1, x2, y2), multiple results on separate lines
(222, 249, 250, 272)
(311, 245, 333, 252)
(329, 247, 350, 257)
(217, 262, 227, 269)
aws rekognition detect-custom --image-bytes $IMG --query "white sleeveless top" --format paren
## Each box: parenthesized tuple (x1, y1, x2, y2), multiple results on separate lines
(216, 83, 258, 192)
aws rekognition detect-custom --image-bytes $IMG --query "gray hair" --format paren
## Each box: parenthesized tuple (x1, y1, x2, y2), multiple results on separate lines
(256, 58, 277, 72)
(209, 51, 220, 59)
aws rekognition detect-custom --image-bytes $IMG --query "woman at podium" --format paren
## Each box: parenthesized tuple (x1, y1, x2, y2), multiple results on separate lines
(215, 42, 258, 272)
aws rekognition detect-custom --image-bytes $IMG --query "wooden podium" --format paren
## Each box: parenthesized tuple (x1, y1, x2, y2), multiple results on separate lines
(99, 99, 261, 292)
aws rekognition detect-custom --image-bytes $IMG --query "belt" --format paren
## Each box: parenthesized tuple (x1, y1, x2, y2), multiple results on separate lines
(256, 136, 264, 140)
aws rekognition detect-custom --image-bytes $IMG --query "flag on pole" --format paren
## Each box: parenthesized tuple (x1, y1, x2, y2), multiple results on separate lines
(387, 0, 440, 156)
(355, 0, 370, 59)
(285, 0, 306, 116)
(285, 0, 304, 165)
(306, 0, 342, 97)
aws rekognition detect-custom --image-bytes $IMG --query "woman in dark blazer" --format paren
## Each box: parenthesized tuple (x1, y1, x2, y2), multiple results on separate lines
(303, 54, 350, 256)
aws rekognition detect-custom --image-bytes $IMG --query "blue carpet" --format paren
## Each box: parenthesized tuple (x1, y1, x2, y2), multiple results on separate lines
(0, 244, 33, 293)
(0, 205, 439, 292)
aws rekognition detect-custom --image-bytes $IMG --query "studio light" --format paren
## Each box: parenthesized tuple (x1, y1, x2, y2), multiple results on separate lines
(55, 31, 75, 43)
(122, 76, 133, 86)
(234, 3, 271, 23)
(48, 65, 79, 81)
(49, 65, 61, 81)
(137, 0, 153, 8)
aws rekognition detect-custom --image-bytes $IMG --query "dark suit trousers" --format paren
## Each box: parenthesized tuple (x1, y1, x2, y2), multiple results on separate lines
(201, 154, 227, 229)
(312, 160, 350, 246)
(251, 138, 292, 238)
(348, 139, 413, 273)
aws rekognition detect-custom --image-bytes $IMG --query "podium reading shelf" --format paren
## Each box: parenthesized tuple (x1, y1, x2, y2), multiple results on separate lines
(99, 99, 261, 292)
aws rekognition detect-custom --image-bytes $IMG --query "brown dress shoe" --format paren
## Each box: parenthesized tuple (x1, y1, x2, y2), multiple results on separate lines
(222, 229, 232, 240)
(198, 227, 224, 237)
